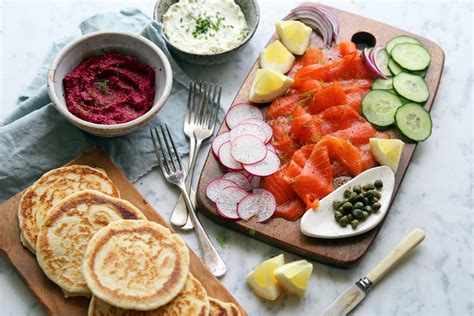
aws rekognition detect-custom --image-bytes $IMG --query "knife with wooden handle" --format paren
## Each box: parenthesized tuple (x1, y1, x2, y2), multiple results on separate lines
(322, 228, 426, 316)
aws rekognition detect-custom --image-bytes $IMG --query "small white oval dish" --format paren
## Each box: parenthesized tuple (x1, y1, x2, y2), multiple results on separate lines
(300, 166, 395, 239)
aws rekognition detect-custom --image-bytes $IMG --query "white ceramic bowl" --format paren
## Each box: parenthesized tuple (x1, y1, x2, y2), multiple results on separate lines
(48, 31, 173, 137)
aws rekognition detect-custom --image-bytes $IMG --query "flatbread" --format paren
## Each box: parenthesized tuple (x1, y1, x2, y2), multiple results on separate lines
(36, 190, 146, 297)
(82, 220, 190, 311)
(88, 274, 209, 315)
(18, 165, 120, 252)
(209, 298, 241, 316)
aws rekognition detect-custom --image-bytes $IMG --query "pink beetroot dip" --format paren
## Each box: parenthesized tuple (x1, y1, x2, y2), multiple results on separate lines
(63, 52, 155, 125)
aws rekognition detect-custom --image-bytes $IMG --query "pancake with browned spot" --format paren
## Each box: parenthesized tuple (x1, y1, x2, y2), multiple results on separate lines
(18, 165, 120, 253)
(36, 190, 146, 297)
(209, 298, 241, 316)
(82, 220, 190, 311)
(87, 274, 209, 315)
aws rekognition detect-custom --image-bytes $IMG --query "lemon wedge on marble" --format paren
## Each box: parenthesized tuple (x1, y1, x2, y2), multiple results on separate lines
(275, 21, 312, 55)
(245, 254, 285, 300)
(259, 40, 295, 74)
(370, 138, 405, 173)
(273, 260, 313, 298)
(249, 68, 294, 103)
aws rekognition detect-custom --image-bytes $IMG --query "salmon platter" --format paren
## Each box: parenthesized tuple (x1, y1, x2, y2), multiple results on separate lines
(196, 2, 444, 266)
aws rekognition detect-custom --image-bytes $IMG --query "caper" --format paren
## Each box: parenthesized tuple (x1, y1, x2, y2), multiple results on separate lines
(354, 202, 364, 209)
(373, 202, 381, 211)
(353, 185, 362, 193)
(344, 190, 351, 198)
(353, 209, 364, 219)
(363, 197, 370, 205)
(346, 214, 353, 221)
(339, 216, 349, 227)
(348, 192, 358, 203)
(364, 183, 375, 191)
(364, 205, 373, 214)
(342, 202, 353, 211)
(333, 199, 343, 209)
(362, 211, 369, 218)
(351, 219, 359, 229)
(357, 194, 365, 202)
(374, 180, 383, 189)
(334, 211, 343, 222)
(374, 191, 382, 199)
(366, 190, 375, 199)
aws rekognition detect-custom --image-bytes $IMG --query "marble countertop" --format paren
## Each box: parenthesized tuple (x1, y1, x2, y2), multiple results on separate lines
(1, 0, 472, 315)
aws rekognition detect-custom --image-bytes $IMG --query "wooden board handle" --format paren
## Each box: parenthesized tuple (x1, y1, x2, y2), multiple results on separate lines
(366, 228, 425, 285)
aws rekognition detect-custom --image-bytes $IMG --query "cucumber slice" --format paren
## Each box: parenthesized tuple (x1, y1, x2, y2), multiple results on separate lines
(391, 43, 431, 71)
(375, 48, 392, 77)
(393, 72, 429, 103)
(362, 90, 403, 127)
(372, 78, 393, 90)
(395, 103, 432, 141)
(386, 35, 421, 54)
(412, 69, 428, 77)
(388, 58, 403, 76)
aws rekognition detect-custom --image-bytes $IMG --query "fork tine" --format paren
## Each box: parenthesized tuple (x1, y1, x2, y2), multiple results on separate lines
(165, 124, 184, 171)
(198, 82, 209, 126)
(203, 83, 214, 128)
(185, 81, 193, 124)
(208, 84, 220, 129)
(152, 127, 169, 175)
(160, 124, 177, 172)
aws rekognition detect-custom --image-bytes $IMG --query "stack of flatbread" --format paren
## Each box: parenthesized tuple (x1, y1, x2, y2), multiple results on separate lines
(17, 165, 240, 316)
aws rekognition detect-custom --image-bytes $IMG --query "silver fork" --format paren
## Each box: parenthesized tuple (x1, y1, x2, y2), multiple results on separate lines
(170, 81, 221, 230)
(150, 124, 226, 277)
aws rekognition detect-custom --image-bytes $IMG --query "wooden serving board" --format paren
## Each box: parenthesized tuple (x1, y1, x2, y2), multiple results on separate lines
(0, 148, 246, 316)
(196, 3, 444, 267)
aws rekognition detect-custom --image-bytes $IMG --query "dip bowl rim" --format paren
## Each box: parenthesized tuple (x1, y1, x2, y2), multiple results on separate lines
(153, 0, 260, 59)
(47, 30, 173, 135)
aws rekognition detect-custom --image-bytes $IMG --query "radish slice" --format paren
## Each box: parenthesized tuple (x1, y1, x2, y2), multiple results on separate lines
(222, 172, 252, 191)
(230, 135, 267, 165)
(237, 189, 276, 221)
(216, 186, 248, 219)
(253, 189, 277, 222)
(231, 102, 252, 108)
(230, 123, 267, 143)
(250, 176, 261, 189)
(225, 104, 263, 129)
(212, 132, 230, 157)
(243, 150, 280, 177)
(266, 143, 276, 153)
(218, 141, 243, 170)
(206, 178, 237, 202)
(241, 119, 273, 143)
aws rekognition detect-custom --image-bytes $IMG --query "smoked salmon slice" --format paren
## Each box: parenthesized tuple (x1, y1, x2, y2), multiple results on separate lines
(273, 198, 307, 221)
(290, 106, 322, 144)
(318, 104, 366, 134)
(308, 83, 347, 114)
(262, 169, 296, 205)
(330, 122, 376, 145)
(267, 95, 300, 119)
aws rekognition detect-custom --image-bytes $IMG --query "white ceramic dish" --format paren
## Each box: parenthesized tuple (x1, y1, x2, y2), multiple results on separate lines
(48, 31, 173, 137)
(300, 166, 395, 239)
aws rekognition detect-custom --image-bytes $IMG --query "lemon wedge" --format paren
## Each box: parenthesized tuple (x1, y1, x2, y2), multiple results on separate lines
(275, 21, 312, 55)
(370, 138, 405, 173)
(245, 254, 285, 300)
(249, 68, 294, 103)
(259, 40, 295, 74)
(273, 260, 313, 298)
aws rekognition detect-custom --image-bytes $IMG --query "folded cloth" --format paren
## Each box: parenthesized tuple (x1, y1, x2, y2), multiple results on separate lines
(0, 9, 222, 203)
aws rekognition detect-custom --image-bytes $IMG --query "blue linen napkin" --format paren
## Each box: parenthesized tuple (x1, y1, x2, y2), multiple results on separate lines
(0, 9, 220, 202)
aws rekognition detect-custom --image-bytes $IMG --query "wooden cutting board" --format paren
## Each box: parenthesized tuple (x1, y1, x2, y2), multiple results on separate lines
(0, 148, 246, 316)
(196, 2, 444, 267)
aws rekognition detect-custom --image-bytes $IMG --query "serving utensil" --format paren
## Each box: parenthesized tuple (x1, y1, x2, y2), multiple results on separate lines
(322, 228, 425, 315)
(150, 124, 226, 277)
(300, 166, 395, 239)
(171, 81, 221, 230)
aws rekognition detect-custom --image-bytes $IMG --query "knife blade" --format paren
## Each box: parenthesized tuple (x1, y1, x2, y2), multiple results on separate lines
(322, 278, 371, 316)
(322, 229, 425, 316)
